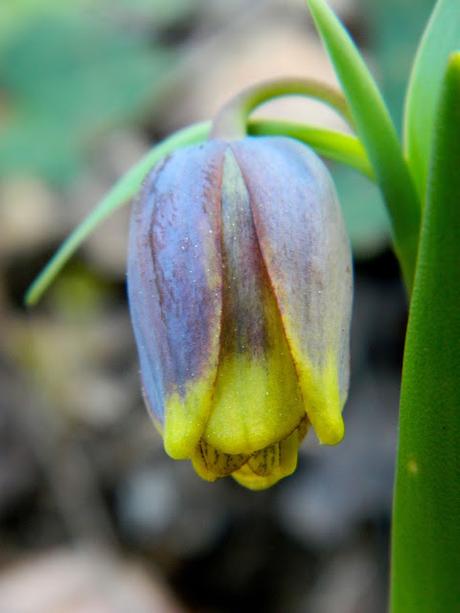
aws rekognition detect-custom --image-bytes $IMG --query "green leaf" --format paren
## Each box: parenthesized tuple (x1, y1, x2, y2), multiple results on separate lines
(391, 53, 460, 613)
(404, 0, 460, 200)
(306, 0, 421, 291)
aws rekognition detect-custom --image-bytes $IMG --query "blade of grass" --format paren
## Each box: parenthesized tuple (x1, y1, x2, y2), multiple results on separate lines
(306, 0, 421, 291)
(404, 0, 460, 200)
(391, 53, 460, 613)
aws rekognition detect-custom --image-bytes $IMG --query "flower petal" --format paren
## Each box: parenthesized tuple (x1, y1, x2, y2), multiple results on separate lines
(232, 137, 352, 445)
(200, 148, 306, 456)
(191, 440, 248, 481)
(127, 142, 226, 459)
(232, 418, 308, 490)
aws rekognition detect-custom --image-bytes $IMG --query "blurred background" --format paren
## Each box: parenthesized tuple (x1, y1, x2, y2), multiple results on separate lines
(0, 0, 436, 611)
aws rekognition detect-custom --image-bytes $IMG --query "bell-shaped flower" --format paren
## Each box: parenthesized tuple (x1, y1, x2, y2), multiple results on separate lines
(127, 136, 352, 490)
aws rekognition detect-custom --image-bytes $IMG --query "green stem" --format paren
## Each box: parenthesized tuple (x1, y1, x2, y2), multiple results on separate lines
(390, 52, 460, 613)
(211, 78, 354, 139)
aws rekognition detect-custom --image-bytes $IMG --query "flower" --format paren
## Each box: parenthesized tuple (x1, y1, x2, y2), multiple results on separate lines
(127, 136, 352, 490)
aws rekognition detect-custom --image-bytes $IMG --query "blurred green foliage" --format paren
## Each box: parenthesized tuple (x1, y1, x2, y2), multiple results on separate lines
(0, 0, 438, 257)
(364, 0, 434, 131)
(0, 1, 185, 185)
(333, 166, 389, 257)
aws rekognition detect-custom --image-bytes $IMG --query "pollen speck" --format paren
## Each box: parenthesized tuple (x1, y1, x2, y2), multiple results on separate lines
(407, 458, 419, 475)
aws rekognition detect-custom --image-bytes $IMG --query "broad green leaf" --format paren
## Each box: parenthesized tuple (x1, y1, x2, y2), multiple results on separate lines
(404, 0, 460, 200)
(391, 53, 460, 613)
(306, 0, 421, 291)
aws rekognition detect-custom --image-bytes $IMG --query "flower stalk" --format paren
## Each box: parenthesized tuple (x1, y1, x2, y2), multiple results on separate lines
(210, 77, 354, 140)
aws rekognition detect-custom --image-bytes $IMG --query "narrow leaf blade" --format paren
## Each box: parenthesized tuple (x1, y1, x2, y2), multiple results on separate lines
(306, 0, 421, 290)
(404, 0, 460, 200)
(391, 52, 460, 613)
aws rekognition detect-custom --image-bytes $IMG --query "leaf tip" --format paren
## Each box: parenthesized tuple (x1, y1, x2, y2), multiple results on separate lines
(24, 278, 43, 307)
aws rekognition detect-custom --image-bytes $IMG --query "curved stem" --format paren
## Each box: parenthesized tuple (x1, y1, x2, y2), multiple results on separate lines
(390, 51, 460, 613)
(211, 78, 354, 139)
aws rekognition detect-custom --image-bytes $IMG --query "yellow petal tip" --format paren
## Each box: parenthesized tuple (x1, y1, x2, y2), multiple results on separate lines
(164, 379, 214, 459)
(316, 417, 345, 445)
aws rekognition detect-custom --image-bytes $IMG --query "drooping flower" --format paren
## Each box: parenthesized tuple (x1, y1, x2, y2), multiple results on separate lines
(127, 136, 352, 490)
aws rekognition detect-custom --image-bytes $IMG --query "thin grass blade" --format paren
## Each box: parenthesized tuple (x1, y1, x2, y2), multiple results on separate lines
(404, 0, 460, 200)
(306, 0, 421, 290)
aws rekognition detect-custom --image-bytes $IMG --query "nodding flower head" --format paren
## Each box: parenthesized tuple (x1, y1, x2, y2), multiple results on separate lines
(127, 136, 352, 490)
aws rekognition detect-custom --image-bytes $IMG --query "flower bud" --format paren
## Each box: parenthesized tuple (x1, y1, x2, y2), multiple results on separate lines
(127, 136, 352, 489)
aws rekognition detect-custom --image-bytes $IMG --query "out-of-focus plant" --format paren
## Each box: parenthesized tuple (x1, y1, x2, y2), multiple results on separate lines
(0, 1, 179, 185)
(25, 0, 459, 610)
